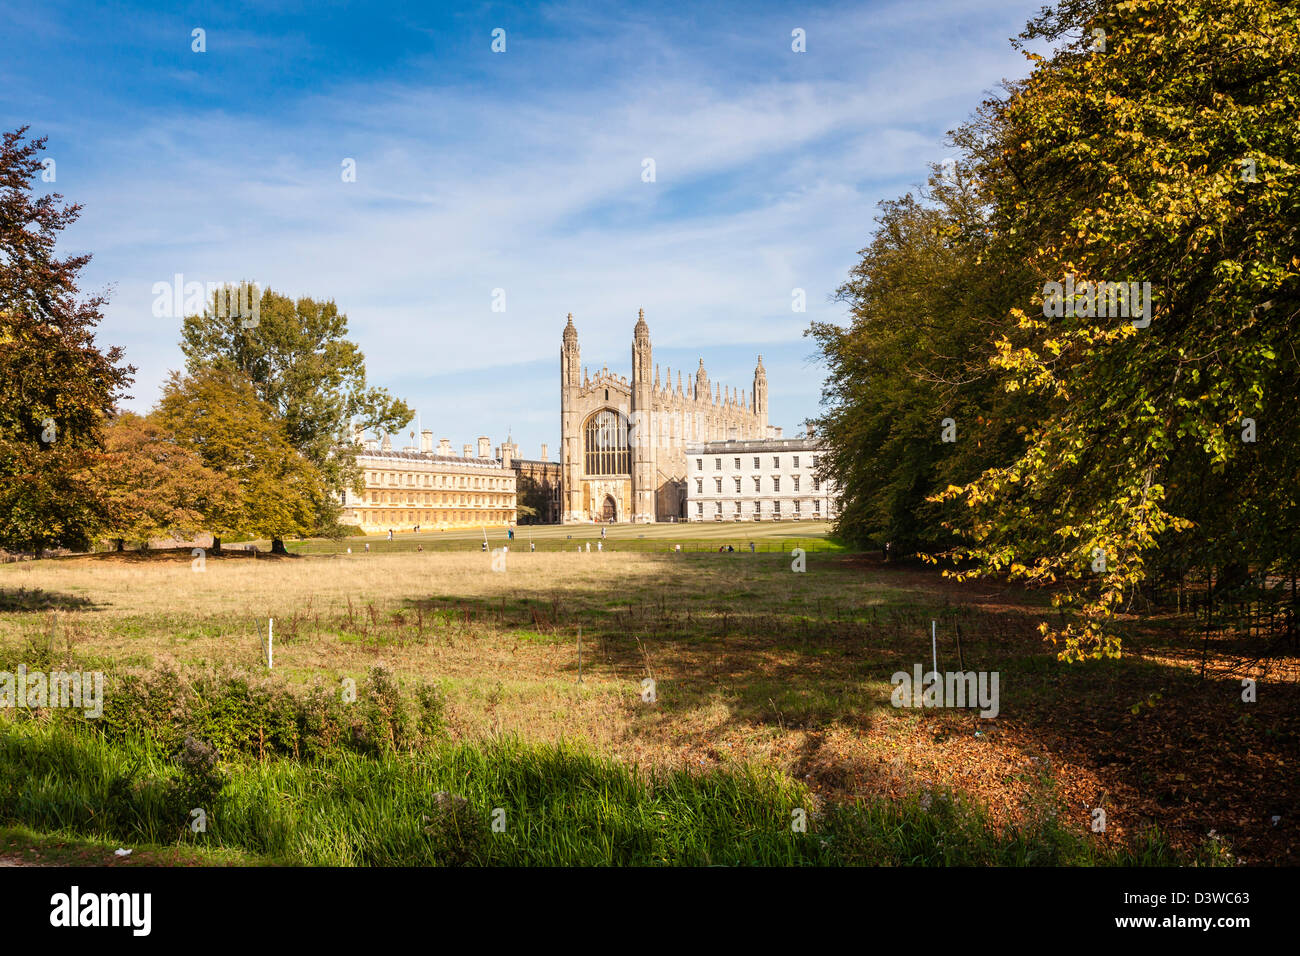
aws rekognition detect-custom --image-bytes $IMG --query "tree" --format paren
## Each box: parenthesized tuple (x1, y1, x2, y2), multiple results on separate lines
(0, 127, 134, 553)
(807, 175, 1034, 554)
(178, 288, 411, 552)
(936, 0, 1300, 658)
(154, 368, 324, 550)
(97, 412, 238, 550)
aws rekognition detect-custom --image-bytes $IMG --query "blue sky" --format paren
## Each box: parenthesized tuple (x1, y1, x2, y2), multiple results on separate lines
(1, 0, 1046, 459)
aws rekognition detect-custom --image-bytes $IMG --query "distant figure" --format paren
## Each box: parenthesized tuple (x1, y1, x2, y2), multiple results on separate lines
(586, 542, 591, 552)
(364, 543, 370, 552)
(530, 541, 535, 552)
(675, 544, 681, 552)
(601, 527, 606, 539)
(597, 540, 603, 552)
(481, 541, 487, 552)
(727, 544, 734, 553)
(417, 544, 423, 552)
(346, 547, 352, 554)
(387, 529, 393, 541)
(884, 541, 892, 562)
(749, 541, 755, 553)
(508, 528, 514, 541)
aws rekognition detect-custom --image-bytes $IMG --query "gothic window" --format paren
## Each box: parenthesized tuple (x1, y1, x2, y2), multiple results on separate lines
(584, 409, 630, 475)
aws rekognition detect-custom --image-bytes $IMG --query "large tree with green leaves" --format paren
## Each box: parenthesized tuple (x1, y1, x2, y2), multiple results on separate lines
(0, 127, 135, 554)
(935, 0, 1300, 659)
(813, 0, 1297, 661)
(807, 170, 1035, 554)
(178, 288, 410, 552)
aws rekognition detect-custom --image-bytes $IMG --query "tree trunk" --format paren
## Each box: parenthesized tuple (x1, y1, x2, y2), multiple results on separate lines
(211, 536, 222, 554)
(114, 538, 125, 552)
(271, 537, 288, 555)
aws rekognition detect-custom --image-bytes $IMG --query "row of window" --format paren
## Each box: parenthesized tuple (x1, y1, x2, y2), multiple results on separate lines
(696, 455, 818, 471)
(357, 510, 513, 524)
(695, 499, 825, 515)
(367, 471, 514, 491)
(363, 493, 513, 507)
(695, 475, 821, 494)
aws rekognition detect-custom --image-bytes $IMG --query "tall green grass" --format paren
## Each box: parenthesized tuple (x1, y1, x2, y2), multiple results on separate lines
(0, 718, 1208, 866)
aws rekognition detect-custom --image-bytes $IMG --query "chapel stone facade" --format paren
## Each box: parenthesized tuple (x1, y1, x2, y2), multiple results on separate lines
(560, 310, 769, 523)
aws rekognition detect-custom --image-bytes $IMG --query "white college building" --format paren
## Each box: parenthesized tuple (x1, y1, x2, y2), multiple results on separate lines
(684, 434, 838, 522)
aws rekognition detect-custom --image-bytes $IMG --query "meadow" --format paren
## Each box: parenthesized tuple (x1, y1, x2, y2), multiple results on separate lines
(0, 528, 1294, 866)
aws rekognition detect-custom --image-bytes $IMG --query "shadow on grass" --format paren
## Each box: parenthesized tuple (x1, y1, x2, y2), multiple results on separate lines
(0, 587, 102, 613)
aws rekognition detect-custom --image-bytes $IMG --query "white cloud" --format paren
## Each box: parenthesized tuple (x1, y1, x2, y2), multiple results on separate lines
(45, 0, 1042, 453)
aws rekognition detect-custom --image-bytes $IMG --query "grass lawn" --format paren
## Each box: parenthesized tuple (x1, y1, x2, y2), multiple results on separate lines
(0, 539, 1294, 865)
(279, 519, 846, 554)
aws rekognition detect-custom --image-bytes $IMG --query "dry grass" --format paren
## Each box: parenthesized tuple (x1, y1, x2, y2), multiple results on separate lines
(3, 546, 1297, 863)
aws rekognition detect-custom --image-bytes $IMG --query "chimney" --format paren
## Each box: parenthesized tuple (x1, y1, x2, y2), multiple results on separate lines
(421, 429, 433, 454)
(806, 423, 816, 439)
(438, 438, 451, 456)
(500, 440, 513, 469)
(477, 436, 491, 458)
(381, 433, 392, 451)
(540, 442, 548, 461)
(463, 443, 473, 458)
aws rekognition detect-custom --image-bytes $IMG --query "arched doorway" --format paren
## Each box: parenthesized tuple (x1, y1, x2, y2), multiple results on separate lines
(601, 495, 617, 523)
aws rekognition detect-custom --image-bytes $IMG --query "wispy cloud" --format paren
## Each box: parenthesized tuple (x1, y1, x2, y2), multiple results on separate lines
(4, 0, 1041, 451)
